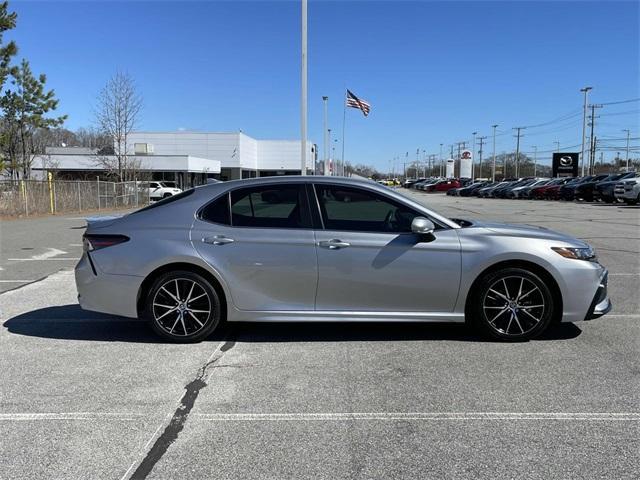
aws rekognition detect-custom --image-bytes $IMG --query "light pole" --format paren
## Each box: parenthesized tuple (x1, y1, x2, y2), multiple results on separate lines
(532, 145, 537, 177)
(491, 124, 498, 181)
(300, 0, 308, 175)
(327, 128, 332, 175)
(622, 129, 631, 170)
(554, 140, 560, 152)
(580, 86, 593, 176)
(439, 143, 443, 177)
(472, 132, 477, 179)
(322, 96, 328, 175)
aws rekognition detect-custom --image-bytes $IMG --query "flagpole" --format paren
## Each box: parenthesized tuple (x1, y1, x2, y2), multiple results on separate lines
(300, 0, 308, 176)
(340, 89, 346, 176)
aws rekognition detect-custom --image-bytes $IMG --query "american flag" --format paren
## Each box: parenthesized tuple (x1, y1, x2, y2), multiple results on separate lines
(346, 89, 371, 116)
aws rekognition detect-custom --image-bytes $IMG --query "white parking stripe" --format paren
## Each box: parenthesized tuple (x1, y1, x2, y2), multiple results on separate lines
(7, 258, 77, 261)
(192, 412, 640, 422)
(2, 411, 638, 422)
(0, 280, 35, 283)
(0, 413, 146, 421)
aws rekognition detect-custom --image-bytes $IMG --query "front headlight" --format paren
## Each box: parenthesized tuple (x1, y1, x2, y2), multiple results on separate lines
(552, 246, 597, 261)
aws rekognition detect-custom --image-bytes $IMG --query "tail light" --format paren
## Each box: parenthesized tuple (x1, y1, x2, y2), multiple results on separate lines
(83, 234, 129, 252)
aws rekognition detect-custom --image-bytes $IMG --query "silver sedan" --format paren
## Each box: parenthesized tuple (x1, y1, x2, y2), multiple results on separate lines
(75, 176, 611, 342)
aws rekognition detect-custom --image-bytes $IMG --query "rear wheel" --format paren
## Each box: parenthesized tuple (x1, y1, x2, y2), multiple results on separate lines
(469, 268, 555, 341)
(145, 271, 221, 342)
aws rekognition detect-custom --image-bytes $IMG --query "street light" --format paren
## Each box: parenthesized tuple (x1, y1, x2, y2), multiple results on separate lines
(580, 86, 593, 176)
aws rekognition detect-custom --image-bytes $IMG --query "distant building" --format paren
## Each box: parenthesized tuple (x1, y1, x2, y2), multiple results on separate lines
(32, 131, 318, 188)
(127, 131, 317, 180)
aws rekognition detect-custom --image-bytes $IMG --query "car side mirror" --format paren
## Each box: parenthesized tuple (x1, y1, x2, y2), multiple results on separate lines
(411, 216, 435, 235)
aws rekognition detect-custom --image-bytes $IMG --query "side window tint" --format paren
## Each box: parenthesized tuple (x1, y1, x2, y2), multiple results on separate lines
(200, 193, 230, 225)
(230, 185, 309, 228)
(315, 185, 420, 233)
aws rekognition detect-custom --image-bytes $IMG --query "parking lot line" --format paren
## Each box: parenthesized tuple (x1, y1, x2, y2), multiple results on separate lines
(191, 412, 640, 422)
(7, 257, 78, 261)
(0, 413, 146, 421)
(0, 280, 35, 283)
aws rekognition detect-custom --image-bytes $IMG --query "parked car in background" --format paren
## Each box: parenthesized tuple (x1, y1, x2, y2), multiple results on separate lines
(592, 172, 637, 203)
(614, 174, 640, 205)
(76, 176, 611, 343)
(513, 179, 551, 199)
(460, 181, 491, 196)
(140, 181, 183, 201)
(529, 178, 571, 200)
(423, 179, 461, 193)
(478, 181, 509, 198)
(559, 175, 607, 201)
(404, 178, 426, 188)
(574, 173, 631, 202)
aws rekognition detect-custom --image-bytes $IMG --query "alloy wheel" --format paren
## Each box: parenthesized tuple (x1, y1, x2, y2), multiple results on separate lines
(152, 277, 212, 337)
(482, 275, 547, 337)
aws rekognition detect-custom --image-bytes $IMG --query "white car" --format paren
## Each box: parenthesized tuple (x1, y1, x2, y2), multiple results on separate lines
(614, 175, 640, 205)
(142, 181, 182, 201)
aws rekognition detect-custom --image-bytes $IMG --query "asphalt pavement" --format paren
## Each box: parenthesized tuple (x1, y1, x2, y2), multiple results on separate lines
(0, 194, 638, 479)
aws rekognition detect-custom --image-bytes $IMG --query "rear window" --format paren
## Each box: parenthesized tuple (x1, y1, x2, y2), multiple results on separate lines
(133, 188, 195, 214)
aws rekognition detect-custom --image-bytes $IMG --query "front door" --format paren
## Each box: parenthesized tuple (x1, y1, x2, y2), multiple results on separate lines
(312, 184, 461, 313)
(192, 183, 317, 311)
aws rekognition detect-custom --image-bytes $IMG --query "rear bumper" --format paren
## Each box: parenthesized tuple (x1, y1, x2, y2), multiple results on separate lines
(584, 271, 612, 320)
(75, 253, 142, 318)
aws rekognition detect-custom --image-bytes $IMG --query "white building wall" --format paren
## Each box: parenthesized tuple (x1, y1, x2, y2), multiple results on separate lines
(238, 133, 258, 170)
(257, 140, 315, 171)
(127, 132, 315, 172)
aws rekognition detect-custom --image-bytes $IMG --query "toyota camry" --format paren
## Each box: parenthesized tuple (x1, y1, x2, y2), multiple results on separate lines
(75, 176, 611, 342)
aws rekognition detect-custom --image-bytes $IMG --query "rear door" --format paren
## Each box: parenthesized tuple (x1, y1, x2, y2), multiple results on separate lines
(311, 183, 461, 313)
(192, 183, 318, 311)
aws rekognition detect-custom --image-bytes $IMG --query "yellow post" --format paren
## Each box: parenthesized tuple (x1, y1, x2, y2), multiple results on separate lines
(48, 172, 54, 214)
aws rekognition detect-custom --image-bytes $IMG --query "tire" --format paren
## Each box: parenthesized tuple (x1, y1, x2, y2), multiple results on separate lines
(144, 270, 221, 342)
(468, 267, 555, 341)
(163, 192, 172, 199)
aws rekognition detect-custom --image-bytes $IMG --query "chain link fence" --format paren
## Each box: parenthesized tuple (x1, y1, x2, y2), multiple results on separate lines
(0, 179, 150, 217)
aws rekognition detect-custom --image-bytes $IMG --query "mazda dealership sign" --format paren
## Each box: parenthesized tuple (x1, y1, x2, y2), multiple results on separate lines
(552, 152, 579, 177)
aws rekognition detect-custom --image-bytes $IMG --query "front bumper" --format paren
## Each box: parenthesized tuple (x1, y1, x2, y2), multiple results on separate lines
(585, 271, 612, 320)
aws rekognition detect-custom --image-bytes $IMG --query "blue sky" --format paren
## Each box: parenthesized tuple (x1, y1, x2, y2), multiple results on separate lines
(9, 0, 640, 170)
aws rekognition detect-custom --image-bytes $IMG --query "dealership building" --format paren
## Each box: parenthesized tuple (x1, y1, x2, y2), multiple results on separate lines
(33, 131, 318, 187)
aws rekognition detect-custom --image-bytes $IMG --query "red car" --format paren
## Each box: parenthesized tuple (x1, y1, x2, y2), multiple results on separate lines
(530, 178, 571, 200)
(424, 179, 461, 192)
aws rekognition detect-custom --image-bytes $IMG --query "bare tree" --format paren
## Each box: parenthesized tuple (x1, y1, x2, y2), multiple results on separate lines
(94, 71, 142, 181)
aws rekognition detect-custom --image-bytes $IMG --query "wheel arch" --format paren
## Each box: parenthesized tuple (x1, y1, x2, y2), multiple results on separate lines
(464, 259, 563, 323)
(137, 262, 228, 321)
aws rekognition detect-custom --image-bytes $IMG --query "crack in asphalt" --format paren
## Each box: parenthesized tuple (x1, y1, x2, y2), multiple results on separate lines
(129, 338, 236, 480)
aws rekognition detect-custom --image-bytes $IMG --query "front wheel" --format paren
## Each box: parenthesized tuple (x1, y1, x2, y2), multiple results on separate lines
(145, 271, 221, 342)
(469, 268, 555, 341)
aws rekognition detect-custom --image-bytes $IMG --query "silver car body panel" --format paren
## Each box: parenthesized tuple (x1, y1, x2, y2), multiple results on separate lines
(75, 176, 608, 324)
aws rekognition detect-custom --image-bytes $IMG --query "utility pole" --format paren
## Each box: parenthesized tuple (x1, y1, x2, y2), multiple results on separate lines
(554, 141, 560, 152)
(439, 143, 443, 177)
(478, 136, 486, 179)
(300, 0, 308, 175)
(491, 124, 498, 181)
(580, 86, 593, 176)
(513, 127, 525, 178)
(588, 104, 602, 174)
(622, 129, 631, 170)
(532, 145, 537, 177)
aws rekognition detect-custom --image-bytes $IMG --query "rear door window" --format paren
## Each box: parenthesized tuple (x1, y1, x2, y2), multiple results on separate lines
(230, 184, 310, 229)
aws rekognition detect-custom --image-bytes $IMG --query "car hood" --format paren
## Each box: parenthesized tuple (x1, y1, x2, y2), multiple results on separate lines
(467, 221, 587, 246)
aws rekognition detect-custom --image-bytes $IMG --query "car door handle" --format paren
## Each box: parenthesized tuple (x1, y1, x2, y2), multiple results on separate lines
(318, 239, 350, 249)
(203, 235, 235, 246)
